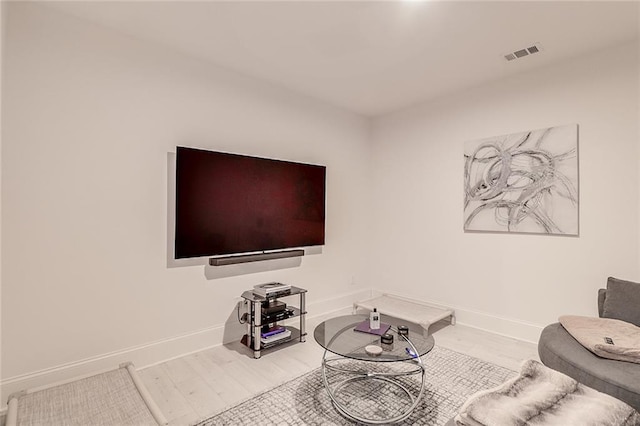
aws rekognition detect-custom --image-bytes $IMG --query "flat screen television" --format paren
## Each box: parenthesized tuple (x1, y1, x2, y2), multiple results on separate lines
(174, 146, 326, 259)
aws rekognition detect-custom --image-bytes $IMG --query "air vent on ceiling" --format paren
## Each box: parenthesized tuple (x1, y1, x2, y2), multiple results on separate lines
(504, 43, 543, 62)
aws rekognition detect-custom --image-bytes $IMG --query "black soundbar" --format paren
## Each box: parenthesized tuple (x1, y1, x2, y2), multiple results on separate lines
(209, 249, 305, 266)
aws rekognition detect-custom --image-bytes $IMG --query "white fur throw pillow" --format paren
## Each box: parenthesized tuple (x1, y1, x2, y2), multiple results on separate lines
(455, 359, 639, 426)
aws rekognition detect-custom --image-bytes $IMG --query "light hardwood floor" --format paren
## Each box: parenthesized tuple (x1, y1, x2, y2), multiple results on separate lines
(139, 311, 540, 426)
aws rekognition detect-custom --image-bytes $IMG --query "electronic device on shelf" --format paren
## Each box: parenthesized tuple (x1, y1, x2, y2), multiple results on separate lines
(261, 300, 286, 315)
(253, 282, 292, 298)
(260, 329, 292, 345)
(261, 325, 286, 338)
(263, 308, 295, 324)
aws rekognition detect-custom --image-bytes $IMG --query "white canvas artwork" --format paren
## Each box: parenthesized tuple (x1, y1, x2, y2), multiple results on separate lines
(463, 124, 578, 235)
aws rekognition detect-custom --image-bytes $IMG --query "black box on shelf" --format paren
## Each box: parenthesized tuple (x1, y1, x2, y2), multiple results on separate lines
(263, 308, 295, 323)
(262, 300, 286, 315)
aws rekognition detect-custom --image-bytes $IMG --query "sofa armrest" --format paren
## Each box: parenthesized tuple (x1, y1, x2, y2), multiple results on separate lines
(597, 288, 607, 318)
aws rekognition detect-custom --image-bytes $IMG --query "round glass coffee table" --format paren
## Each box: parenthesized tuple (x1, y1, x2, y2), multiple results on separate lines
(313, 315, 435, 424)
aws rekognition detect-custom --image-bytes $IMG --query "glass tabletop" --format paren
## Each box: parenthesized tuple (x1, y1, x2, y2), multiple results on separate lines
(313, 314, 435, 362)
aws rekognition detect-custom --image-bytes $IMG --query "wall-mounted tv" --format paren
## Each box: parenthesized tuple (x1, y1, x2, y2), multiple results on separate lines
(174, 147, 326, 259)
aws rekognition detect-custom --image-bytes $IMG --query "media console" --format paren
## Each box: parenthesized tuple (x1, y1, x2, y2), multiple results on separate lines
(240, 285, 307, 359)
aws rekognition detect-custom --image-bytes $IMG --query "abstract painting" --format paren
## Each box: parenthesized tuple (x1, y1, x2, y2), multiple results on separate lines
(463, 124, 578, 235)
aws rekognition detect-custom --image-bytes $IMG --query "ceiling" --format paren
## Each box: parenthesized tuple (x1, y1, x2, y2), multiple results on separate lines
(46, 1, 639, 117)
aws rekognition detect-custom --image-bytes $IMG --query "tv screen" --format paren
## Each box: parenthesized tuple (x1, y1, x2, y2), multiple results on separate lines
(174, 147, 326, 259)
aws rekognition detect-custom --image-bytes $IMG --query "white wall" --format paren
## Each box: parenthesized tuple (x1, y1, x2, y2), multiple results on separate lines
(1, 3, 370, 396)
(369, 42, 640, 342)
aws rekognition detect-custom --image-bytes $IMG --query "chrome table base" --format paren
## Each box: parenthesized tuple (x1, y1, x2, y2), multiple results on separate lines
(320, 338, 426, 424)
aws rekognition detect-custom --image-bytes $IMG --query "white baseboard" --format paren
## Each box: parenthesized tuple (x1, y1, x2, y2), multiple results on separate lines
(452, 307, 543, 344)
(371, 289, 543, 344)
(0, 287, 371, 403)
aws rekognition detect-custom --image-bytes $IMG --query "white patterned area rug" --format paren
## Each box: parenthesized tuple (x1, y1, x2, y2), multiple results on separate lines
(194, 346, 516, 426)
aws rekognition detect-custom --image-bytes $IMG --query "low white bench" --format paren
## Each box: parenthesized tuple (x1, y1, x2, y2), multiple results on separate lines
(353, 294, 455, 337)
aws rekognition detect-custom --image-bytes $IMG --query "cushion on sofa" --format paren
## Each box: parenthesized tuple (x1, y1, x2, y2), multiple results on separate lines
(603, 277, 640, 327)
(560, 315, 640, 364)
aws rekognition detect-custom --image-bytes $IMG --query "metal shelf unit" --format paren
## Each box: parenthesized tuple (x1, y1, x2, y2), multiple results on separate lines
(240, 286, 307, 359)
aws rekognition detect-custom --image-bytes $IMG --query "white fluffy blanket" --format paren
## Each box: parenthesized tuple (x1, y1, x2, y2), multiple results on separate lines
(454, 359, 640, 426)
(560, 315, 640, 364)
